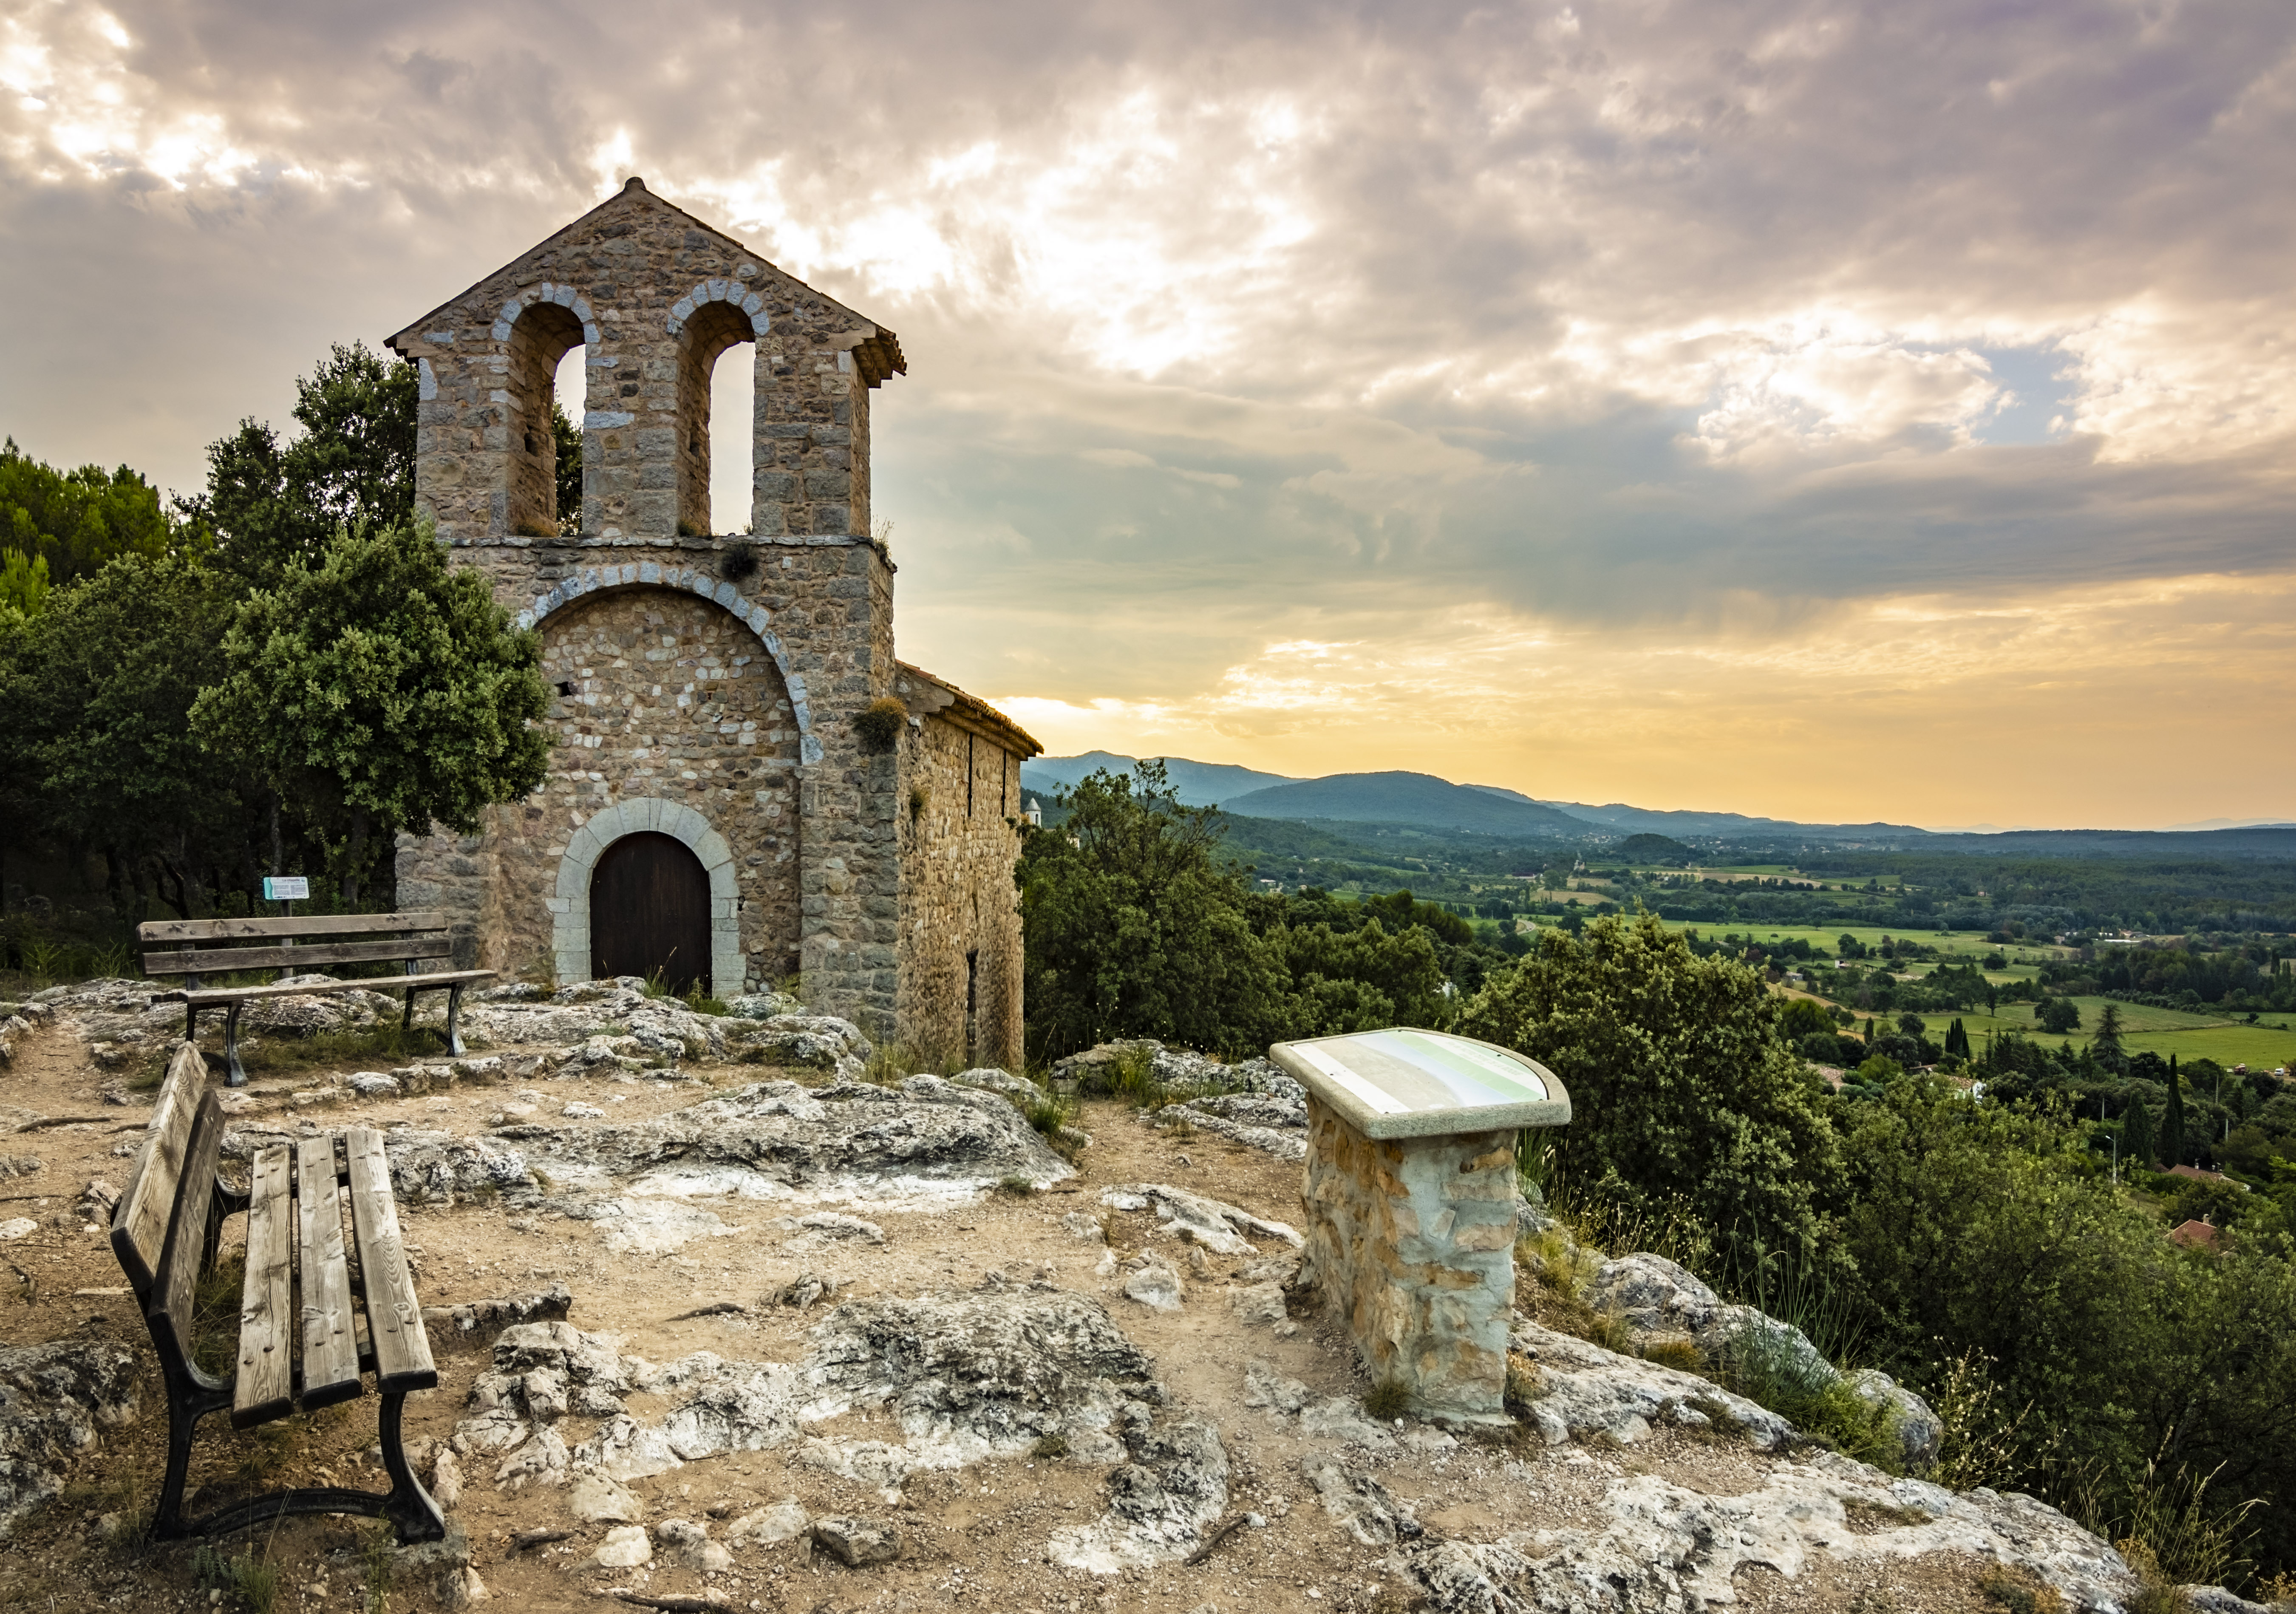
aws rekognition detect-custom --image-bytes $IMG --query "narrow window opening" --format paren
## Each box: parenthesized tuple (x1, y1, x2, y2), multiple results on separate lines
(711, 335, 756, 535)
(505, 302, 584, 538)
(552, 345, 586, 534)
(674, 302, 756, 536)
(964, 948, 979, 1069)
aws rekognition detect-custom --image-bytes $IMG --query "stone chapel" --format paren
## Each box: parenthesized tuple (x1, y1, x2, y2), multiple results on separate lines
(386, 177, 1040, 1069)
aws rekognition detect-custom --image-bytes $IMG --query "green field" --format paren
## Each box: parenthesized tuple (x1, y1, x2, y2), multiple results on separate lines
(1890, 997, 2296, 1072)
(1565, 915, 2070, 969)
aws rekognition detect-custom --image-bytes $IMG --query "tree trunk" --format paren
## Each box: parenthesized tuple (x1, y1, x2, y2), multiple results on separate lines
(342, 807, 369, 909)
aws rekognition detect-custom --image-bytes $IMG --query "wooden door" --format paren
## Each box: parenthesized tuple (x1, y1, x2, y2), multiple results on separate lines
(589, 832, 711, 994)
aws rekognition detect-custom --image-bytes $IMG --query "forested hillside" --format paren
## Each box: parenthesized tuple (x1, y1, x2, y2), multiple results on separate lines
(1018, 766, 2296, 1589)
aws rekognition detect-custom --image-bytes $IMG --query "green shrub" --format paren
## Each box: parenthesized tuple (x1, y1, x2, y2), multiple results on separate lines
(1362, 1378, 1410, 1421)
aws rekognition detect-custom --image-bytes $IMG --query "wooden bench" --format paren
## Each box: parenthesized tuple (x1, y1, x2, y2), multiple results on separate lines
(140, 912, 493, 1087)
(109, 1041, 446, 1542)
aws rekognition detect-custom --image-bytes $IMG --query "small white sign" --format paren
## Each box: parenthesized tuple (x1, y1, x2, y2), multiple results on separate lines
(262, 876, 310, 901)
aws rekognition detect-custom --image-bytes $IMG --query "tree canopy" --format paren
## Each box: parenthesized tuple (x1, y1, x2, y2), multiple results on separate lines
(175, 341, 418, 589)
(192, 520, 551, 905)
(0, 438, 175, 603)
(1459, 910, 1844, 1270)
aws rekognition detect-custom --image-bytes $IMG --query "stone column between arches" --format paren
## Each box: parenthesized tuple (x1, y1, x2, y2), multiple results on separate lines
(549, 798, 743, 993)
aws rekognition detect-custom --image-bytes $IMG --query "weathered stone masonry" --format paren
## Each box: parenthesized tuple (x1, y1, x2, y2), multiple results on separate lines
(389, 179, 1038, 1051)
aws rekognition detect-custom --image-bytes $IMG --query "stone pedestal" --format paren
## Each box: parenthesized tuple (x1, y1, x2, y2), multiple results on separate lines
(1274, 1027, 1568, 1425)
(1300, 1096, 1519, 1422)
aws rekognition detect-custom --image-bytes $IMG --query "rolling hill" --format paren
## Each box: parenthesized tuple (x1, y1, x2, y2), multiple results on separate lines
(1220, 772, 1595, 837)
(1020, 752, 1299, 807)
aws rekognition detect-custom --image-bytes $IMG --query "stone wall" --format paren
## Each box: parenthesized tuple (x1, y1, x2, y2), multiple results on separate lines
(896, 714, 1025, 1071)
(395, 534, 901, 1025)
(1299, 1097, 1517, 1422)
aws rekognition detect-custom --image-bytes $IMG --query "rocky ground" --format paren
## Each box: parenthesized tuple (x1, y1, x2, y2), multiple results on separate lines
(0, 983, 2271, 1613)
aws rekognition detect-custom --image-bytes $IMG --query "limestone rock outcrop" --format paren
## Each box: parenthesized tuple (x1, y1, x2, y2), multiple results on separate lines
(0, 1342, 141, 1537)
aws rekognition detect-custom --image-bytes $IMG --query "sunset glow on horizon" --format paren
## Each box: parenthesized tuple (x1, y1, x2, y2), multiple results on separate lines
(4, 0, 2292, 830)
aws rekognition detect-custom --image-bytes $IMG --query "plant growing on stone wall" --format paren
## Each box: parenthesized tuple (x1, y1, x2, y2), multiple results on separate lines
(719, 548, 759, 582)
(855, 696, 908, 754)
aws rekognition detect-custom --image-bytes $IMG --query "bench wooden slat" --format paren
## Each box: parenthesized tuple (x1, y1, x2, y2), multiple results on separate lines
(110, 1042, 205, 1293)
(137, 913, 447, 943)
(343, 1130, 435, 1394)
(151, 970, 495, 1008)
(232, 1146, 295, 1430)
(143, 937, 453, 977)
(151, 1091, 227, 1372)
(295, 1137, 362, 1411)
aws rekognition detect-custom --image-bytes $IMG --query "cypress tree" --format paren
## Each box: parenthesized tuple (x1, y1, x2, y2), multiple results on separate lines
(2162, 1054, 2186, 1168)
(2124, 1096, 2156, 1168)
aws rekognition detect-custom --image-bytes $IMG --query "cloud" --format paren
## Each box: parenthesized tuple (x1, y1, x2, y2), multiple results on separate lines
(1, 0, 2292, 824)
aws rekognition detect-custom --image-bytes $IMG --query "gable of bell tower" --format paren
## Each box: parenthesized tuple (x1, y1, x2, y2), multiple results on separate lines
(388, 176, 903, 545)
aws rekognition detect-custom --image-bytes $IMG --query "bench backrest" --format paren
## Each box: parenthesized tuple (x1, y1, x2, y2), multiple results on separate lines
(110, 1041, 229, 1372)
(138, 911, 451, 983)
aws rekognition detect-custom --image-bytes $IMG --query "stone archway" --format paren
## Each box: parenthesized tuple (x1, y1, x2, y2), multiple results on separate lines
(550, 798, 742, 992)
(515, 563, 822, 764)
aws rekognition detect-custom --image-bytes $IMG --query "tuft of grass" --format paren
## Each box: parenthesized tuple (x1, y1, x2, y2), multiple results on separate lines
(994, 1174, 1039, 1198)
(1503, 1352, 1545, 1419)
(231, 1024, 447, 1075)
(360, 1518, 397, 1614)
(193, 1542, 280, 1614)
(682, 980, 729, 1017)
(2116, 1539, 2188, 1614)
(1682, 1392, 1752, 1444)
(1107, 1042, 1168, 1110)
(192, 1249, 249, 1376)
(1017, 1077, 1086, 1161)
(1028, 1433, 1070, 1459)
(1641, 1336, 1706, 1375)
(1845, 1497, 1939, 1532)
(1977, 1566, 2065, 1614)
(233, 1419, 298, 1486)
(1710, 1315, 1902, 1473)
(2078, 1459, 2260, 1596)
(1362, 1377, 1410, 1421)
(57, 1472, 152, 1557)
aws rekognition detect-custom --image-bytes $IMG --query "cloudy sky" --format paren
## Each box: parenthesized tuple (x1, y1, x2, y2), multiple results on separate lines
(4, 0, 2292, 830)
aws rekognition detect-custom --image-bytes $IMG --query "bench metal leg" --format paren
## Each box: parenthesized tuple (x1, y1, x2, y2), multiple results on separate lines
(152, 1374, 223, 1540)
(157, 1391, 444, 1545)
(401, 988, 416, 1033)
(183, 1003, 202, 1042)
(444, 983, 467, 1057)
(222, 1001, 248, 1089)
(377, 1391, 447, 1541)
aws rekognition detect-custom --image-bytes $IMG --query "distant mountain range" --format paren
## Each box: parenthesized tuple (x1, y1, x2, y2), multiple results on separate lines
(1016, 753, 2294, 851)
(1018, 752, 1298, 808)
(1018, 754, 1918, 841)
(1222, 772, 1594, 836)
(1466, 785, 1920, 841)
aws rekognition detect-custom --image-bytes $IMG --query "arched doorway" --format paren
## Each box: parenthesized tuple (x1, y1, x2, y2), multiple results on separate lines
(590, 832, 711, 993)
